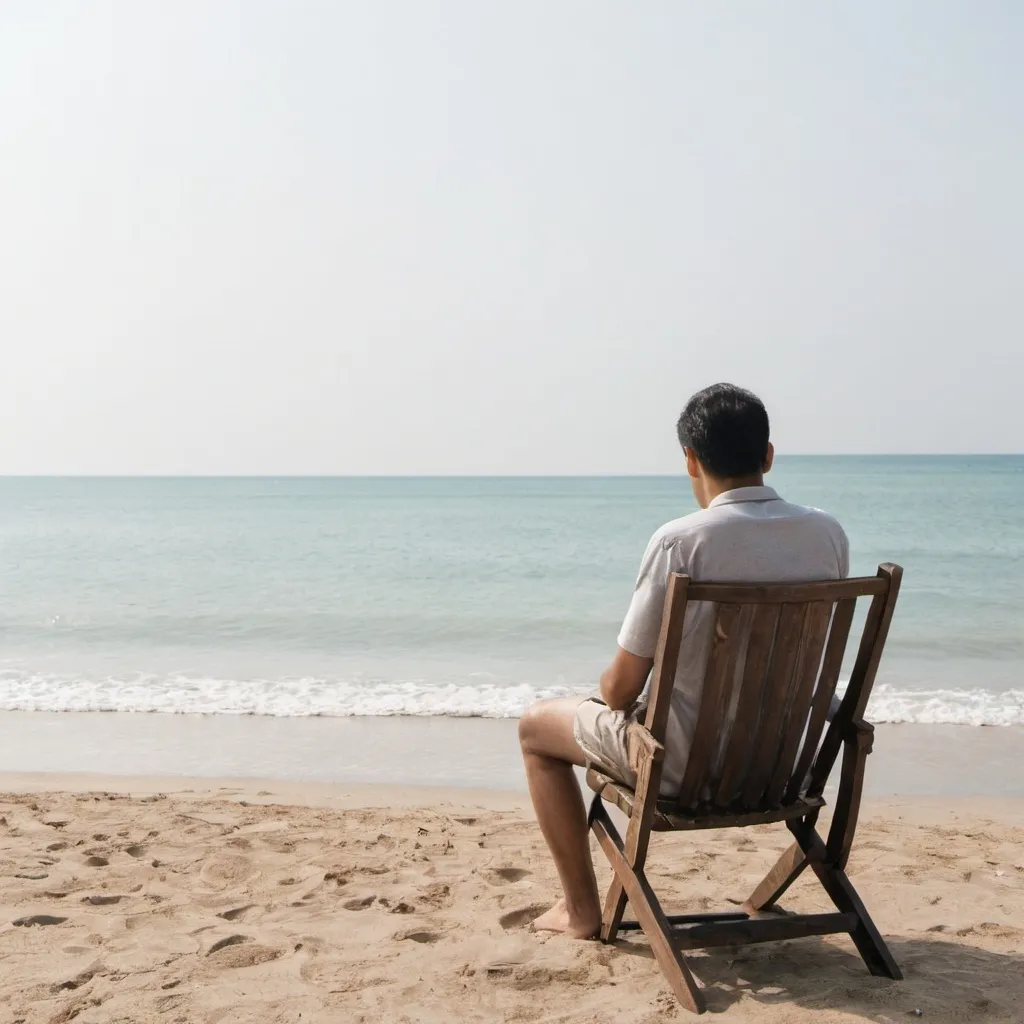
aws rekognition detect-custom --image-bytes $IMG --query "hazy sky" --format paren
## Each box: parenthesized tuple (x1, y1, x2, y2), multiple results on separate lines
(1, 2, 1021, 474)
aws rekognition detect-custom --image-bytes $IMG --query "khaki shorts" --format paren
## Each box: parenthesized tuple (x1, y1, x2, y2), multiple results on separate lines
(572, 697, 642, 790)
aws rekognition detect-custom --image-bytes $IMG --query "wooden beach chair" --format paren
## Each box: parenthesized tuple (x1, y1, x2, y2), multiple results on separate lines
(586, 564, 903, 1014)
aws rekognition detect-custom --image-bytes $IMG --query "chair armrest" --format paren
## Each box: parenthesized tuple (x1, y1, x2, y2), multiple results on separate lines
(626, 720, 665, 773)
(842, 719, 875, 753)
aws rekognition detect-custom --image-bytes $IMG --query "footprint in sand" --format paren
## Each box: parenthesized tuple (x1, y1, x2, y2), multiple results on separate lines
(486, 867, 531, 885)
(499, 905, 549, 931)
(342, 895, 376, 911)
(84, 856, 109, 868)
(212, 943, 282, 969)
(124, 845, 147, 859)
(204, 934, 282, 969)
(216, 905, 257, 922)
(13, 914, 67, 927)
(51, 968, 99, 993)
(418, 883, 453, 909)
(207, 934, 249, 955)
(82, 895, 123, 906)
(47, 842, 67, 852)
(395, 929, 439, 944)
(199, 854, 258, 888)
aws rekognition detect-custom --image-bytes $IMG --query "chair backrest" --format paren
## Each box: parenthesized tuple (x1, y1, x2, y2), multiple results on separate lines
(643, 563, 902, 815)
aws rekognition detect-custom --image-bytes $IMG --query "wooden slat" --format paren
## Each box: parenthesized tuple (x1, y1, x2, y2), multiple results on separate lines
(844, 564, 904, 722)
(744, 841, 809, 912)
(604, 574, 690, 946)
(588, 768, 824, 831)
(807, 566, 901, 797)
(674, 603, 744, 810)
(625, 721, 664, 774)
(713, 604, 780, 808)
(671, 912, 858, 950)
(784, 597, 856, 804)
(617, 912, 750, 931)
(739, 604, 807, 810)
(602, 722, 665, 943)
(825, 723, 873, 868)
(624, 720, 662, 868)
(643, 574, 691, 745)
(764, 601, 833, 807)
(686, 577, 887, 604)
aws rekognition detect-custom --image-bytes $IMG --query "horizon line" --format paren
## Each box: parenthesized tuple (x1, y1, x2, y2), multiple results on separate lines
(1, 453, 1022, 480)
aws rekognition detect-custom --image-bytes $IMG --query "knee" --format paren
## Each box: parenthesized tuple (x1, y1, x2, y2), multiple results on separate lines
(518, 702, 540, 752)
(518, 700, 550, 754)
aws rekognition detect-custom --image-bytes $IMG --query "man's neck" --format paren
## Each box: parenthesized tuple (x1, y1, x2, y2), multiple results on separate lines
(703, 474, 765, 506)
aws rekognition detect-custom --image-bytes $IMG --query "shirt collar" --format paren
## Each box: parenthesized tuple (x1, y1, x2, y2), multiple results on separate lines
(708, 485, 782, 509)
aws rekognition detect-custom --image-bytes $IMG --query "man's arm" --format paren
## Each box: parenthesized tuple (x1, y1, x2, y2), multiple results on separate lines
(604, 530, 674, 712)
(599, 646, 654, 711)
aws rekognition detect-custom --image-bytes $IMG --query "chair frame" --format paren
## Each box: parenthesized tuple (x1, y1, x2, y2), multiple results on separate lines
(586, 563, 904, 1013)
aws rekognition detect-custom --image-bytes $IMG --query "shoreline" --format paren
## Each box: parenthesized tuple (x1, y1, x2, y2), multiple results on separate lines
(1, 710, 1023, 796)
(0, 772, 533, 813)
(3, 770, 1024, 824)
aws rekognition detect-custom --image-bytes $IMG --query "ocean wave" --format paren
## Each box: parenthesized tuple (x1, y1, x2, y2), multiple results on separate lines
(864, 684, 1024, 727)
(0, 672, 574, 718)
(0, 672, 1021, 726)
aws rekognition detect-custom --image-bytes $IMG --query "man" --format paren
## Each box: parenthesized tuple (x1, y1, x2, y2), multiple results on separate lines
(518, 383, 849, 939)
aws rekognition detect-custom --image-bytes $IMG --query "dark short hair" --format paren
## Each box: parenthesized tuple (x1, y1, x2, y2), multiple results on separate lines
(676, 383, 770, 478)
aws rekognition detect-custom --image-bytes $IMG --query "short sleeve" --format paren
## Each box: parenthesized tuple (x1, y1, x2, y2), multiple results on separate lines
(617, 532, 676, 659)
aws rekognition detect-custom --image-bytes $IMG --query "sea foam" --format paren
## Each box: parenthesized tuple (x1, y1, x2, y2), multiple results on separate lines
(0, 671, 1020, 726)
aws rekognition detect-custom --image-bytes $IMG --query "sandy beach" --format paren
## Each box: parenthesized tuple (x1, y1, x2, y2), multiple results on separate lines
(2, 774, 1022, 1023)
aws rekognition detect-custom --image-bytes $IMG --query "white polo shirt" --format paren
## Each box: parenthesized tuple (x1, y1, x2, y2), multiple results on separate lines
(619, 486, 849, 794)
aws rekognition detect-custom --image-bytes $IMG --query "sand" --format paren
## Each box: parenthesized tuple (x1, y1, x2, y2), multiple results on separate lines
(1, 775, 1023, 1024)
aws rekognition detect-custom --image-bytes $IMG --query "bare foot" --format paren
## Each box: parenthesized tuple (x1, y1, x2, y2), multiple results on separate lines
(530, 898, 600, 939)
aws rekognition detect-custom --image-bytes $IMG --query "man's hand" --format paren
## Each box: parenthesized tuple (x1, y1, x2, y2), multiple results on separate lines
(599, 646, 654, 711)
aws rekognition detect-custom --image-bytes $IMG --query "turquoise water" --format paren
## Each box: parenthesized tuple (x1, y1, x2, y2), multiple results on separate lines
(1, 458, 1022, 724)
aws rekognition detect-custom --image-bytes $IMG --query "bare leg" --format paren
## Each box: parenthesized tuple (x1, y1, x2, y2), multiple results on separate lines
(518, 697, 601, 939)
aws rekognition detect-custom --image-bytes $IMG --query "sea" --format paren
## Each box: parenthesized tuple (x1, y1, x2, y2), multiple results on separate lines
(1, 458, 1022, 730)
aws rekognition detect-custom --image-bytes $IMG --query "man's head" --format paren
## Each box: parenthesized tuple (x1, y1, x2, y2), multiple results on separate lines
(676, 383, 774, 508)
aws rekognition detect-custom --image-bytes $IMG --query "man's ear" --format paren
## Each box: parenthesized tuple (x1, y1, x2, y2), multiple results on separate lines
(684, 447, 700, 478)
(763, 442, 775, 473)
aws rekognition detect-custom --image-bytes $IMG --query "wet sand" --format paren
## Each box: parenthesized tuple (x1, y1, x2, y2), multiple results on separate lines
(1, 710, 1022, 796)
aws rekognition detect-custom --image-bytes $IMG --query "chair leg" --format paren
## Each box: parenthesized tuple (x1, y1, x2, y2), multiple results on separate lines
(589, 794, 630, 943)
(811, 860, 903, 979)
(590, 799, 706, 1013)
(626, 863, 706, 1013)
(744, 840, 808, 912)
(789, 823, 902, 981)
(600, 877, 629, 943)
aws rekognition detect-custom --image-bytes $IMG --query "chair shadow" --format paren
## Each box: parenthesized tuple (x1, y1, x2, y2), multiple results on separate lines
(612, 934, 1021, 1021)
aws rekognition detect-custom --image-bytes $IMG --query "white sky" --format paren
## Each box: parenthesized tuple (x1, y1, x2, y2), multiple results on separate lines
(1, 1, 1021, 474)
